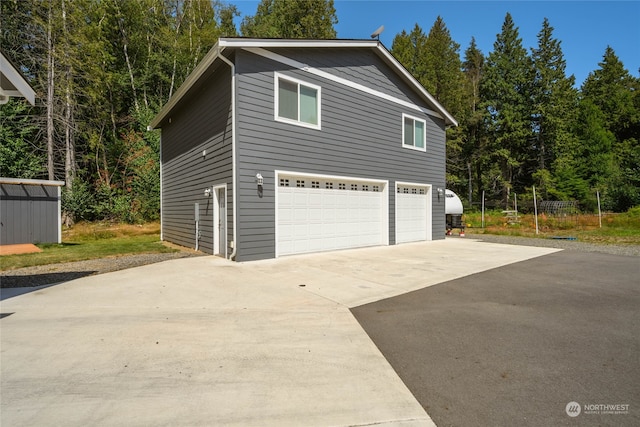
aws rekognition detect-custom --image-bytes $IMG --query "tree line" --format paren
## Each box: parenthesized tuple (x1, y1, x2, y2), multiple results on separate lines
(392, 14, 639, 213)
(1, 0, 638, 226)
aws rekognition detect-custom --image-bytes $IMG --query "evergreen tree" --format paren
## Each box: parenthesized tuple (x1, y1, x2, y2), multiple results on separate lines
(461, 37, 486, 204)
(219, 4, 240, 37)
(391, 25, 427, 80)
(530, 18, 577, 185)
(391, 19, 465, 193)
(391, 19, 464, 115)
(581, 47, 640, 210)
(422, 17, 464, 117)
(480, 13, 535, 203)
(562, 99, 615, 207)
(241, 0, 338, 39)
(582, 46, 640, 142)
(423, 17, 466, 192)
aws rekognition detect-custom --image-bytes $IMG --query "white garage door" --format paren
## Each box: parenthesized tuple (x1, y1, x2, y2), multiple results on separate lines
(277, 173, 388, 256)
(396, 183, 431, 244)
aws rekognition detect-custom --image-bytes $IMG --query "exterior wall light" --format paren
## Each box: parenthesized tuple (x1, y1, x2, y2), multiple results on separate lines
(437, 188, 444, 200)
(204, 188, 212, 197)
(256, 173, 264, 198)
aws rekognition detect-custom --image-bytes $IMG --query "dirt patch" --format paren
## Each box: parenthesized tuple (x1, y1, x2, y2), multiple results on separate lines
(0, 244, 42, 256)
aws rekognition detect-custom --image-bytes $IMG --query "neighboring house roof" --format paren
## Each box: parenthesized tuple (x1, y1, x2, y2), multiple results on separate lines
(0, 50, 36, 106)
(149, 38, 458, 129)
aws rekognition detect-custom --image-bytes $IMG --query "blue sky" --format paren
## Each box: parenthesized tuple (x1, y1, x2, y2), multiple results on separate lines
(232, 1, 640, 87)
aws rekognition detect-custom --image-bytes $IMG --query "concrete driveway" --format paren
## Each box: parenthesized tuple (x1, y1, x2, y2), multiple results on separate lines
(1, 239, 558, 426)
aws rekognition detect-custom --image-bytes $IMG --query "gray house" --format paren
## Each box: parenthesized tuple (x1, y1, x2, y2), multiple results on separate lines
(150, 38, 457, 261)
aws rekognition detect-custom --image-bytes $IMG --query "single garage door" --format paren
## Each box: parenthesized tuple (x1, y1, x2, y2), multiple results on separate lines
(396, 183, 431, 243)
(277, 173, 388, 256)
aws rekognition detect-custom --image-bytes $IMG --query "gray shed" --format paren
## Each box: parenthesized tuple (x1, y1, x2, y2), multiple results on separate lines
(0, 178, 65, 245)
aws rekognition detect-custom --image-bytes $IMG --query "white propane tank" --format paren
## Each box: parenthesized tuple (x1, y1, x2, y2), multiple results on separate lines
(445, 189, 463, 215)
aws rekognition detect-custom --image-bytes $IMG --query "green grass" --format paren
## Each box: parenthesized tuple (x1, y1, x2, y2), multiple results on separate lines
(1, 222, 178, 271)
(462, 207, 640, 245)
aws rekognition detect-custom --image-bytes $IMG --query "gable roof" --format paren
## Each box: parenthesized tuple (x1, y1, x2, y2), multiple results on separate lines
(0, 50, 36, 106)
(149, 38, 457, 129)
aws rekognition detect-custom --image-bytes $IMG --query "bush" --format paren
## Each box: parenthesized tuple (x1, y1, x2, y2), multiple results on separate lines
(62, 179, 95, 223)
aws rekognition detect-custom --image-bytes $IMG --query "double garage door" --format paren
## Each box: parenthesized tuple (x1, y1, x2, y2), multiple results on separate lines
(276, 173, 431, 256)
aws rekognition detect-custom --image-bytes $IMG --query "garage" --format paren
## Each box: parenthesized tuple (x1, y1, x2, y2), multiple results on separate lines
(395, 182, 431, 244)
(276, 172, 388, 256)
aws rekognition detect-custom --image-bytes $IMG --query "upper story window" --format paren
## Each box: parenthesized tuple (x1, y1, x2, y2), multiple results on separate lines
(275, 73, 321, 129)
(402, 113, 426, 152)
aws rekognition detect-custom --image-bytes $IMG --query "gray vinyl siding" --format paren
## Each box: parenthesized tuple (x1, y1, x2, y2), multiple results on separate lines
(0, 182, 61, 245)
(234, 48, 446, 261)
(160, 62, 233, 254)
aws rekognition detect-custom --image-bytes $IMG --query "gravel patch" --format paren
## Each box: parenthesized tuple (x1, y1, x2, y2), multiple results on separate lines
(465, 233, 640, 257)
(3, 236, 637, 289)
(1, 251, 203, 288)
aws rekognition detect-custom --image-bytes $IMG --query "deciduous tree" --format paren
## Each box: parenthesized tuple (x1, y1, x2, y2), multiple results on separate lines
(241, 0, 337, 39)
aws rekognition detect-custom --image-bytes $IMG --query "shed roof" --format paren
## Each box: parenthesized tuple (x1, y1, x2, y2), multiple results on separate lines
(0, 177, 65, 187)
(150, 38, 457, 129)
(0, 50, 36, 106)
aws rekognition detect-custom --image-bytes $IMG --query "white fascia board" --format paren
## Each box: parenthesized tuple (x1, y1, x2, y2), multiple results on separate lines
(0, 51, 36, 106)
(219, 38, 378, 49)
(149, 42, 223, 129)
(374, 45, 458, 127)
(0, 177, 65, 186)
(245, 47, 444, 120)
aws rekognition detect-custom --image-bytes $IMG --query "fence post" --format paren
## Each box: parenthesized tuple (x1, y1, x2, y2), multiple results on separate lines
(597, 190, 602, 228)
(533, 186, 539, 235)
(482, 190, 485, 228)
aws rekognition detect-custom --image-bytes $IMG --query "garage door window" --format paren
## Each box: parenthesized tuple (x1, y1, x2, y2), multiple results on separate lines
(275, 73, 321, 129)
(402, 113, 426, 152)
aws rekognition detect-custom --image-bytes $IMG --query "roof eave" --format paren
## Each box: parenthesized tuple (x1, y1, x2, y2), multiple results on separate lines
(373, 43, 458, 127)
(0, 51, 36, 106)
(218, 38, 379, 49)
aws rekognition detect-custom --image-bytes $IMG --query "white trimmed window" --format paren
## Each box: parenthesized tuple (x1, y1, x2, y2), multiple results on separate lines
(275, 73, 321, 129)
(402, 113, 426, 151)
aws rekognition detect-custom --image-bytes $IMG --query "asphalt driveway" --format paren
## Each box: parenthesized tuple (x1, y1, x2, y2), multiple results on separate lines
(352, 250, 640, 427)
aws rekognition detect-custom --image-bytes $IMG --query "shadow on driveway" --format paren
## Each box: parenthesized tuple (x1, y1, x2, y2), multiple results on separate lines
(1, 271, 97, 300)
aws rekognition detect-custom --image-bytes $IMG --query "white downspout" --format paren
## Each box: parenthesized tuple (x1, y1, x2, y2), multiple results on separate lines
(218, 52, 237, 261)
(58, 185, 62, 243)
(159, 134, 163, 241)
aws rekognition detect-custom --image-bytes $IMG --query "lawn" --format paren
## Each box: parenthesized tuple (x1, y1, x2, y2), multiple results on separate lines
(3, 209, 638, 272)
(462, 207, 640, 245)
(1, 222, 178, 271)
